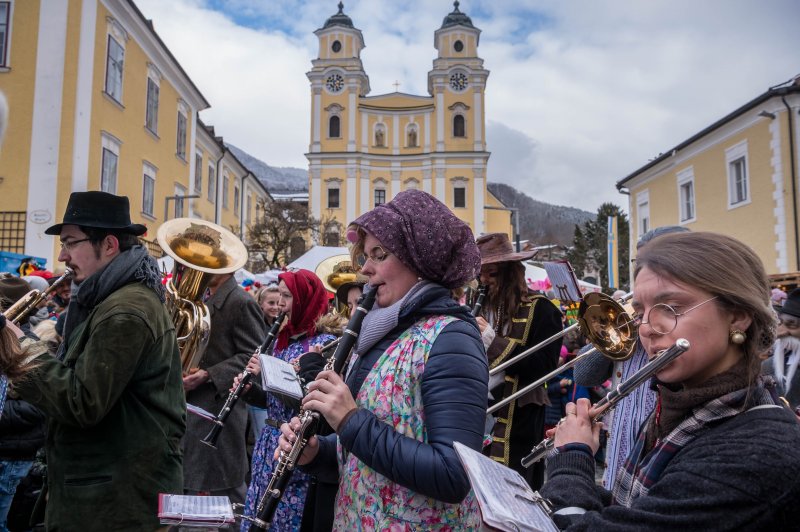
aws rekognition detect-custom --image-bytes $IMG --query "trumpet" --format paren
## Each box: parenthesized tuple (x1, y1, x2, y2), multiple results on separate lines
(241, 287, 377, 531)
(200, 311, 287, 449)
(488, 291, 637, 414)
(490, 292, 634, 378)
(520, 338, 690, 467)
(3, 268, 73, 324)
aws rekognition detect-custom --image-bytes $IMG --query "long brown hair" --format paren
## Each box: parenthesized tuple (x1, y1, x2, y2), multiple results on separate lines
(634, 231, 776, 384)
(0, 327, 32, 381)
(485, 261, 531, 327)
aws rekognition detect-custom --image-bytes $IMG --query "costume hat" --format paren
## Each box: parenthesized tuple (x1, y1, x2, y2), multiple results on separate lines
(476, 232, 536, 265)
(45, 191, 146, 236)
(0, 276, 32, 309)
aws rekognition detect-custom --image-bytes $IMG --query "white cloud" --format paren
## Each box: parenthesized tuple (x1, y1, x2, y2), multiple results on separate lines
(136, 0, 800, 212)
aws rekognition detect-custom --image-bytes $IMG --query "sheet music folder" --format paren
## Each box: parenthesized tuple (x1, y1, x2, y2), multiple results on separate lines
(453, 442, 558, 532)
(259, 353, 304, 400)
(158, 494, 234, 527)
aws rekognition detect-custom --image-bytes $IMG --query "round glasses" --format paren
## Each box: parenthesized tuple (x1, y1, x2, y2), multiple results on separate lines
(357, 246, 391, 266)
(60, 238, 91, 252)
(633, 296, 718, 335)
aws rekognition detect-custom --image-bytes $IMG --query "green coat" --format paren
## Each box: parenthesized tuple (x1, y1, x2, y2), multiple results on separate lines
(16, 283, 186, 531)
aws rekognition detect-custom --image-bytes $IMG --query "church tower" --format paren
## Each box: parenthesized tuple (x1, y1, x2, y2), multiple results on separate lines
(307, 2, 505, 243)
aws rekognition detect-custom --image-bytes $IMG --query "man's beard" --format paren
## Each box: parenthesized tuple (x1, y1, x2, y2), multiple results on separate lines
(778, 335, 800, 354)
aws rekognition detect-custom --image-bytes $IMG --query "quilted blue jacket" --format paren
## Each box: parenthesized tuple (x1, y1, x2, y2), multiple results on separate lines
(303, 284, 488, 504)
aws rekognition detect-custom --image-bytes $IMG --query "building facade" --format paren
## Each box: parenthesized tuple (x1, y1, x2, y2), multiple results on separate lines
(0, 0, 269, 268)
(306, 2, 512, 240)
(617, 77, 800, 275)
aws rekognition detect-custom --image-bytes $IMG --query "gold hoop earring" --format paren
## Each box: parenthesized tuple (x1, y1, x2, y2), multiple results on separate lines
(729, 329, 746, 345)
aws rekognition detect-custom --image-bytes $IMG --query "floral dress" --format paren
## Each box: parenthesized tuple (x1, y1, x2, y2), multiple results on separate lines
(241, 332, 336, 532)
(333, 316, 482, 530)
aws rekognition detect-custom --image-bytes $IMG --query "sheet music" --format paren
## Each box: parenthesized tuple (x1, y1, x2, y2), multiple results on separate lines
(259, 353, 304, 400)
(454, 442, 558, 532)
(543, 260, 582, 303)
(158, 494, 234, 525)
(186, 403, 217, 422)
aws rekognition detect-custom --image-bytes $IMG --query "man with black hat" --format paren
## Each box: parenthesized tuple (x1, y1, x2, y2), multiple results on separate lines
(13, 191, 185, 531)
(763, 287, 800, 409)
(474, 233, 562, 490)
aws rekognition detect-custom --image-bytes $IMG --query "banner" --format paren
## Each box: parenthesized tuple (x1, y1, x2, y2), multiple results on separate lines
(607, 216, 619, 289)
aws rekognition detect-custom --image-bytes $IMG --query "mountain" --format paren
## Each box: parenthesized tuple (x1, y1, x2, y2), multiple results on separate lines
(487, 182, 594, 246)
(227, 144, 308, 193)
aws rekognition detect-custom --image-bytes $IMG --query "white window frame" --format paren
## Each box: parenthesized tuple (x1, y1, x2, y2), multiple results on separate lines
(176, 108, 188, 160)
(404, 177, 420, 191)
(174, 184, 187, 218)
(676, 167, 696, 224)
(194, 151, 203, 194)
(326, 178, 341, 209)
(726, 141, 750, 209)
(246, 194, 253, 225)
(374, 178, 387, 206)
(222, 171, 230, 209)
(636, 190, 650, 238)
(326, 103, 343, 139)
(207, 163, 216, 203)
(100, 133, 120, 193)
(142, 162, 156, 217)
(0, 1, 13, 68)
(234, 181, 240, 216)
(145, 64, 161, 134)
(104, 18, 128, 103)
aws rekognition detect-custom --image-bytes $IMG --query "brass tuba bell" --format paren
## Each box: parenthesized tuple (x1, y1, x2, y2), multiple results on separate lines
(157, 218, 248, 375)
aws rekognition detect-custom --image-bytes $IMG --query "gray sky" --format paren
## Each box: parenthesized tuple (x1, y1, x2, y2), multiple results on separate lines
(136, 0, 800, 212)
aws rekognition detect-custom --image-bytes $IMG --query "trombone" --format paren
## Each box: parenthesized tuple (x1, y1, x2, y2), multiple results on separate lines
(487, 291, 637, 414)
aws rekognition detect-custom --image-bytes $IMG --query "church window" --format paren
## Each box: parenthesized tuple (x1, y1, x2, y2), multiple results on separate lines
(374, 124, 386, 147)
(374, 188, 386, 206)
(453, 114, 466, 138)
(329, 115, 341, 138)
(454, 40, 464, 53)
(327, 187, 340, 209)
(454, 186, 466, 208)
(331, 40, 342, 53)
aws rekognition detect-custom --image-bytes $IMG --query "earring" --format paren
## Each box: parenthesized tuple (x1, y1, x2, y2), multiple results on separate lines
(729, 329, 746, 345)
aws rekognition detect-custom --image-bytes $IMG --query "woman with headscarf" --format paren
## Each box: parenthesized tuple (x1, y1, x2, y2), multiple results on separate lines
(277, 190, 489, 529)
(240, 269, 333, 531)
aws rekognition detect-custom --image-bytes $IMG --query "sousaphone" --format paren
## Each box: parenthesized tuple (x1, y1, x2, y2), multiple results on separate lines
(157, 218, 248, 374)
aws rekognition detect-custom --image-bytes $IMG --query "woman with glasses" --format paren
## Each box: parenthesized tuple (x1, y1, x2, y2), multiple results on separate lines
(541, 231, 800, 530)
(277, 190, 488, 529)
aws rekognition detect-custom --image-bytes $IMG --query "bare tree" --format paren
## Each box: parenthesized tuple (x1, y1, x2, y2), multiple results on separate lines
(247, 200, 324, 269)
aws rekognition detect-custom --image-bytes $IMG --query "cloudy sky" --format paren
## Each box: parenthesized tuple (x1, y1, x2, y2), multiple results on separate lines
(136, 0, 800, 213)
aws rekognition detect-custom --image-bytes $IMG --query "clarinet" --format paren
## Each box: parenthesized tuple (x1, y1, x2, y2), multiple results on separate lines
(520, 338, 690, 467)
(201, 311, 287, 449)
(471, 284, 487, 316)
(245, 287, 377, 531)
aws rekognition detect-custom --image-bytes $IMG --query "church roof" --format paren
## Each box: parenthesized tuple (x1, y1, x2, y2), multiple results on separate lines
(323, 2, 354, 29)
(441, 1, 474, 29)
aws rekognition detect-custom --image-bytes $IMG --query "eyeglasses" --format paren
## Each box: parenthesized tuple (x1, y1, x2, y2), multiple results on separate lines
(633, 296, 718, 335)
(779, 315, 800, 330)
(60, 238, 91, 252)
(357, 246, 391, 266)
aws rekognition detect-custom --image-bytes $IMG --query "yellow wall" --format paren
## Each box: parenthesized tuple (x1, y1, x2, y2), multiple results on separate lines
(0, 0, 41, 211)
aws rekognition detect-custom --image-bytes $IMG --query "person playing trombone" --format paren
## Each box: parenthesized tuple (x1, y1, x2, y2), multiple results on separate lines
(541, 231, 800, 530)
(475, 233, 563, 490)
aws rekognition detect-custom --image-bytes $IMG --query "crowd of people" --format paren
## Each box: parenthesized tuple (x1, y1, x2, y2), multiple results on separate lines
(0, 186, 797, 531)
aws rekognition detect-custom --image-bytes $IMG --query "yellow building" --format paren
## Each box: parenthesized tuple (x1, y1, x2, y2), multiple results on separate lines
(306, 2, 512, 240)
(0, 0, 269, 268)
(617, 77, 800, 275)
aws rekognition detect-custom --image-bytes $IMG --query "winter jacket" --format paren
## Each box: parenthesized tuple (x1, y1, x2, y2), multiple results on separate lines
(541, 404, 800, 530)
(16, 283, 185, 531)
(0, 396, 45, 460)
(303, 284, 488, 504)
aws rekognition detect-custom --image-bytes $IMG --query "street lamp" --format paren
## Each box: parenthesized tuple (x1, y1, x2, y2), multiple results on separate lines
(164, 194, 200, 221)
(485, 205, 521, 251)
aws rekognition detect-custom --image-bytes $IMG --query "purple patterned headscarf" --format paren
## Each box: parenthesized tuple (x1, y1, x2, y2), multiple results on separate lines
(349, 190, 480, 289)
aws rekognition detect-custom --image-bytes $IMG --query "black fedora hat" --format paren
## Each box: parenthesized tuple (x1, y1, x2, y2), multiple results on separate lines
(45, 191, 146, 236)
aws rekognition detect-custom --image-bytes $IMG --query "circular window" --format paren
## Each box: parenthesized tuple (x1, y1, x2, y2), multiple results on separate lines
(454, 40, 464, 52)
(332, 40, 342, 53)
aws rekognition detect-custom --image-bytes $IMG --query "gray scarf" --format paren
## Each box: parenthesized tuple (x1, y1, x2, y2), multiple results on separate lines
(354, 281, 434, 358)
(57, 245, 164, 360)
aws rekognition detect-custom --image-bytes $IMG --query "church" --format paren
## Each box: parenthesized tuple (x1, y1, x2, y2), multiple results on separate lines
(306, 2, 512, 243)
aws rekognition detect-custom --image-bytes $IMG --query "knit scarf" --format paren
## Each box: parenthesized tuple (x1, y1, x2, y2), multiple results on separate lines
(353, 281, 434, 358)
(612, 359, 776, 506)
(57, 245, 164, 360)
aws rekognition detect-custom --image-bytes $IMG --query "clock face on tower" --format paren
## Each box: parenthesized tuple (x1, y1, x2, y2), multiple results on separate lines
(449, 72, 468, 92)
(326, 73, 344, 93)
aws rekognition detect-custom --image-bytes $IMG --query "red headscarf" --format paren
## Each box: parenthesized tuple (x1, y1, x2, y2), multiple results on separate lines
(276, 269, 330, 351)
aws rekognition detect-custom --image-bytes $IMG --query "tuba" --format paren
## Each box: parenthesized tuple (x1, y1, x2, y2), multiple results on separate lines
(157, 218, 248, 375)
